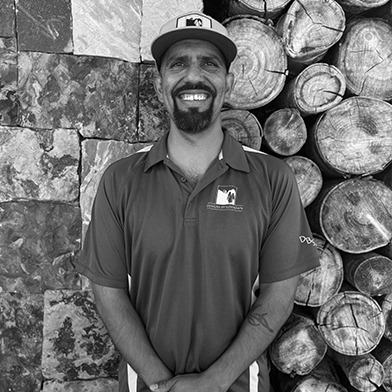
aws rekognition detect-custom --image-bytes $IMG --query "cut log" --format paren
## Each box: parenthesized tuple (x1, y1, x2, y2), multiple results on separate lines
(316, 288, 385, 356)
(372, 338, 392, 392)
(284, 156, 323, 207)
(306, 178, 392, 254)
(263, 108, 307, 156)
(278, 357, 348, 392)
(221, 109, 263, 150)
(330, 351, 385, 392)
(269, 308, 328, 376)
(306, 97, 392, 178)
(276, 0, 345, 67)
(343, 252, 392, 297)
(294, 235, 343, 307)
(335, 0, 390, 15)
(332, 18, 392, 101)
(224, 15, 287, 109)
(223, 0, 291, 20)
(276, 63, 346, 117)
(379, 293, 392, 342)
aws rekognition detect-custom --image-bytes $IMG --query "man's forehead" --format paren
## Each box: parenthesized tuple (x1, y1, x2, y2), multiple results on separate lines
(164, 39, 226, 61)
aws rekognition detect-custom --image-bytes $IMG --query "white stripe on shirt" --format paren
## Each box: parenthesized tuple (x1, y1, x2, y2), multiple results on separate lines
(249, 361, 260, 392)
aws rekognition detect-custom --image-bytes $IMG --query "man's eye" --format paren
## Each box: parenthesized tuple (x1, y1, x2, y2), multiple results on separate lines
(171, 61, 185, 68)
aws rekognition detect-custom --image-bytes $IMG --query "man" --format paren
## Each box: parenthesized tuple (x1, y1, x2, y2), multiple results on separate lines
(76, 10, 319, 392)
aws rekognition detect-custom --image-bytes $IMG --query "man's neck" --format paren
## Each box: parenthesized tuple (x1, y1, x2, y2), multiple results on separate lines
(167, 125, 224, 183)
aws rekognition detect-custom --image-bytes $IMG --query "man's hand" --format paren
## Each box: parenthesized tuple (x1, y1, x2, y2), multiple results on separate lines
(149, 373, 222, 392)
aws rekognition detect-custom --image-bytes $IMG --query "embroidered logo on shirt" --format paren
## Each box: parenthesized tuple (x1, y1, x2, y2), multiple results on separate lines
(207, 185, 243, 212)
(299, 236, 317, 246)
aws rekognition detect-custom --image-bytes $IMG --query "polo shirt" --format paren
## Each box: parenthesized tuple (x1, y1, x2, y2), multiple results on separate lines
(76, 131, 319, 392)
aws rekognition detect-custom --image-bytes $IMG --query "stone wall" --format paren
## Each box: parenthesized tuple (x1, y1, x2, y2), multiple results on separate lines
(0, 0, 203, 390)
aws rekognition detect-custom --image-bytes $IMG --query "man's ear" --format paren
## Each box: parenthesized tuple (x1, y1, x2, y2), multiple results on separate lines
(153, 71, 164, 103)
(225, 72, 235, 100)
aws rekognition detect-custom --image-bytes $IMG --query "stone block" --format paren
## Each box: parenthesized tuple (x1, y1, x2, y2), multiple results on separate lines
(16, 0, 72, 53)
(0, 0, 15, 37)
(138, 63, 169, 142)
(0, 127, 80, 202)
(0, 201, 82, 294)
(0, 292, 43, 391)
(140, 0, 203, 61)
(42, 290, 119, 381)
(0, 37, 18, 125)
(80, 140, 150, 237)
(72, 0, 142, 62)
(43, 379, 118, 392)
(17, 52, 139, 141)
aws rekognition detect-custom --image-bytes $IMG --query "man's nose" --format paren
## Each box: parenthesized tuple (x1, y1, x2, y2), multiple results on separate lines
(183, 63, 204, 83)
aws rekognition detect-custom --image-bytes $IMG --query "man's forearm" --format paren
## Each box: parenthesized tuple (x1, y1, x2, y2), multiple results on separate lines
(92, 283, 173, 387)
(203, 276, 299, 392)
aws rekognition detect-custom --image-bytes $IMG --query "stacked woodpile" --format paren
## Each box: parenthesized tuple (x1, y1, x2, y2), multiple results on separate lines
(214, 0, 392, 390)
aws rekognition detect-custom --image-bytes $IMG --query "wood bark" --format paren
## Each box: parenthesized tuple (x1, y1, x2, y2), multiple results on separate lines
(372, 338, 392, 392)
(379, 294, 392, 342)
(284, 156, 323, 208)
(306, 97, 392, 178)
(294, 235, 343, 307)
(223, 15, 287, 109)
(269, 308, 328, 376)
(276, 63, 346, 116)
(221, 109, 263, 150)
(335, 0, 390, 15)
(263, 108, 307, 156)
(306, 178, 392, 254)
(365, 1, 392, 25)
(223, 0, 291, 20)
(276, 0, 345, 67)
(343, 252, 392, 297)
(330, 351, 385, 392)
(278, 357, 348, 392)
(316, 288, 385, 356)
(331, 18, 392, 101)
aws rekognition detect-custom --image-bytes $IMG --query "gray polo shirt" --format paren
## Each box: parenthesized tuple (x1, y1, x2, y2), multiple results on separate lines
(76, 131, 319, 392)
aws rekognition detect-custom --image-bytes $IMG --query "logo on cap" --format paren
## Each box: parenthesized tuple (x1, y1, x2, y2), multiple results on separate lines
(176, 14, 212, 29)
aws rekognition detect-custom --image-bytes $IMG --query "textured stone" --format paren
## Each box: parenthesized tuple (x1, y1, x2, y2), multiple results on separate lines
(0, 201, 81, 294)
(43, 379, 118, 392)
(138, 64, 169, 142)
(42, 290, 119, 381)
(140, 0, 203, 61)
(81, 140, 149, 237)
(16, 0, 72, 53)
(0, 127, 79, 202)
(0, 37, 18, 125)
(0, 0, 15, 37)
(18, 52, 139, 141)
(72, 0, 142, 62)
(0, 292, 43, 391)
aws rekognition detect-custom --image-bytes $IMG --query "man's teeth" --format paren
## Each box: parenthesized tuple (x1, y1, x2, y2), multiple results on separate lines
(181, 93, 208, 101)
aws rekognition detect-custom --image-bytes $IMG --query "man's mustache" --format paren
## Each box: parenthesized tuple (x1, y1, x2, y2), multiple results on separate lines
(173, 83, 216, 98)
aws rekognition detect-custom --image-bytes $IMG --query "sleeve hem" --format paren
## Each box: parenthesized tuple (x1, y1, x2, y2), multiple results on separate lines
(259, 259, 320, 283)
(75, 264, 128, 289)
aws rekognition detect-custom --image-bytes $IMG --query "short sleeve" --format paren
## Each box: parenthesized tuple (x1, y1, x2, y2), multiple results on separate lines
(75, 164, 128, 288)
(259, 163, 319, 282)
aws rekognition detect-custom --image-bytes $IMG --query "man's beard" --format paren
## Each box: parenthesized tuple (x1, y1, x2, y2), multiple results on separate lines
(172, 83, 215, 134)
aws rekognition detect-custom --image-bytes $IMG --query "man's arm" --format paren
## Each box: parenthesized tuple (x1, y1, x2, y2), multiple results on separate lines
(151, 275, 299, 392)
(92, 283, 173, 387)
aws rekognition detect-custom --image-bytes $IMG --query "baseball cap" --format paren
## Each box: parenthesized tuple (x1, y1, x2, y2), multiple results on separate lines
(151, 11, 237, 69)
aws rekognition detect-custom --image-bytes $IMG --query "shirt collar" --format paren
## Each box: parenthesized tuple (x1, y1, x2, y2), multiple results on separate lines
(144, 130, 250, 173)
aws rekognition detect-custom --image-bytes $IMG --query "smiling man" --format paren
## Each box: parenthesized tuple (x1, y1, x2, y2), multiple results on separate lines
(76, 11, 319, 392)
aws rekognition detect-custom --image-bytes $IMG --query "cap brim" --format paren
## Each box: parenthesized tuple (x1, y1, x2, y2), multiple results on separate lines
(151, 28, 237, 68)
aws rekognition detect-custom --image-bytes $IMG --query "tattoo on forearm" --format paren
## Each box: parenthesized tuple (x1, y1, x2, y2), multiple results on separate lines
(247, 305, 274, 333)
